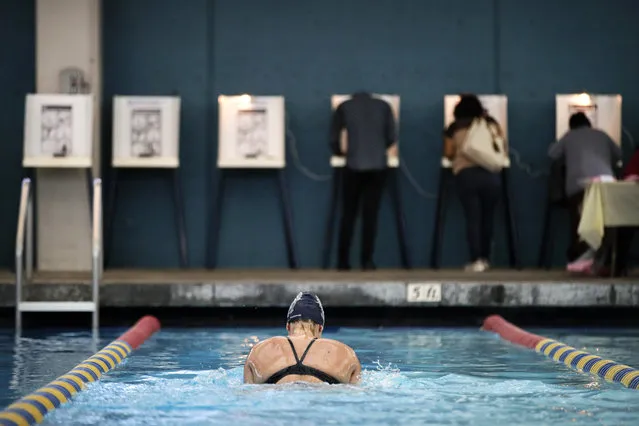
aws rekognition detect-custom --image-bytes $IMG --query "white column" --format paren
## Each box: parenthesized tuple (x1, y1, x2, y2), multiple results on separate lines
(35, 0, 102, 271)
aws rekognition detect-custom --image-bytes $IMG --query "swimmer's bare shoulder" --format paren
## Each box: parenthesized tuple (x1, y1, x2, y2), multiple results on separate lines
(317, 338, 361, 384)
(244, 337, 298, 384)
(249, 336, 283, 354)
(243, 338, 271, 384)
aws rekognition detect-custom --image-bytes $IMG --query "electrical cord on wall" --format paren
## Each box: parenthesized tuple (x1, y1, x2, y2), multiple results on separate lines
(398, 156, 438, 198)
(508, 147, 549, 179)
(623, 126, 636, 150)
(285, 112, 332, 181)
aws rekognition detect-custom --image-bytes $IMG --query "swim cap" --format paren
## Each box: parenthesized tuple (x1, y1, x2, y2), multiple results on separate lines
(286, 292, 325, 327)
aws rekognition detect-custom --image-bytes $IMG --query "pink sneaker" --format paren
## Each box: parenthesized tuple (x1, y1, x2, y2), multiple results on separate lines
(567, 258, 594, 273)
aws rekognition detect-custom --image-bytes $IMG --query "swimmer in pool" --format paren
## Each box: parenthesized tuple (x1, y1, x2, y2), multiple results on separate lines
(243, 292, 361, 385)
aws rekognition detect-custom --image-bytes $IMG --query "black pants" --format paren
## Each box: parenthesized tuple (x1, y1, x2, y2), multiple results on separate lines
(566, 191, 590, 262)
(337, 168, 386, 268)
(598, 227, 635, 275)
(456, 167, 501, 262)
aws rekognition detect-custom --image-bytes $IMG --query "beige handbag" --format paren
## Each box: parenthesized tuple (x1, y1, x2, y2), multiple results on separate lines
(461, 118, 508, 172)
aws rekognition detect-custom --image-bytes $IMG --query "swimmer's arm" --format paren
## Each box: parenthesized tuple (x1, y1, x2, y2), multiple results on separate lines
(243, 343, 262, 384)
(348, 361, 362, 385)
(243, 358, 256, 384)
(347, 349, 362, 384)
(244, 340, 269, 384)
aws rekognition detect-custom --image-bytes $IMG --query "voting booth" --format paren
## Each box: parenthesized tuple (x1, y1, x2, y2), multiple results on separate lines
(538, 93, 622, 268)
(105, 96, 189, 268)
(207, 94, 297, 269)
(431, 95, 520, 269)
(555, 93, 622, 144)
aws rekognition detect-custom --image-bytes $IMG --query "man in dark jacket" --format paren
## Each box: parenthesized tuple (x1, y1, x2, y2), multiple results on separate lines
(330, 92, 396, 270)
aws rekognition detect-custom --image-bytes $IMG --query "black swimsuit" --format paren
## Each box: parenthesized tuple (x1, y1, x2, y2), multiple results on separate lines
(264, 337, 341, 384)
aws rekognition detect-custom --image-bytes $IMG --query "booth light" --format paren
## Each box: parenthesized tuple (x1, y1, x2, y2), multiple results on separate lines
(218, 94, 253, 105)
(572, 92, 593, 107)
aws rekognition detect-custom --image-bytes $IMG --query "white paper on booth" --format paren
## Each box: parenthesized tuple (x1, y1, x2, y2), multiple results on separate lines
(217, 95, 285, 168)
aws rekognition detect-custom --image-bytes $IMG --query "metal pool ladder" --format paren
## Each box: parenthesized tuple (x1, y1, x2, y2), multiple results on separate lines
(15, 177, 103, 334)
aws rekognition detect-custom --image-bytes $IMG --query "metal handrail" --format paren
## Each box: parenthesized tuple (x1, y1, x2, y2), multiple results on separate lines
(92, 178, 102, 260)
(91, 178, 102, 333)
(15, 177, 102, 333)
(15, 178, 31, 258)
(15, 178, 32, 331)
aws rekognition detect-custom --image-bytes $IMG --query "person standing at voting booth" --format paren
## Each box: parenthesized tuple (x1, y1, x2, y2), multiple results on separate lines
(330, 92, 396, 271)
(443, 94, 508, 272)
(548, 112, 621, 263)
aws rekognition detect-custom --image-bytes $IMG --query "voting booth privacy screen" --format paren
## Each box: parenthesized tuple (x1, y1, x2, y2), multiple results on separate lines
(555, 93, 622, 145)
(330, 94, 400, 168)
(442, 94, 509, 168)
(331, 94, 400, 128)
(444, 94, 509, 140)
(331, 94, 400, 144)
(23, 94, 94, 168)
(217, 95, 286, 169)
(112, 96, 181, 168)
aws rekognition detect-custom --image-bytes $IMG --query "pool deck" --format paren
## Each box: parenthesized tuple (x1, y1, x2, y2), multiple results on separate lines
(0, 268, 638, 308)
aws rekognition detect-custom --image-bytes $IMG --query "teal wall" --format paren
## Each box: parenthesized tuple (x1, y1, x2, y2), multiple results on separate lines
(1, 0, 638, 269)
(0, 1, 35, 267)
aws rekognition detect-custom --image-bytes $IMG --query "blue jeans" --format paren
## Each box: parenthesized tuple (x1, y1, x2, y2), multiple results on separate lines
(455, 167, 501, 262)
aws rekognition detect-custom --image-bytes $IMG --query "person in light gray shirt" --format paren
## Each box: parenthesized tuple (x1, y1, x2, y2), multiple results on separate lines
(548, 112, 622, 262)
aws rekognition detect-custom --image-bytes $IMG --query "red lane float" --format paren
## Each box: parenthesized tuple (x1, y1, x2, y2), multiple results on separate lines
(482, 314, 544, 349)
(117, 315, 162, 349)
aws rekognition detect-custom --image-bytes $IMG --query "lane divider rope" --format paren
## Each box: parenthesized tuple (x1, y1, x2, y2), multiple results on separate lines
(482, 315, 639, 390)
(0, 315, 161, 426)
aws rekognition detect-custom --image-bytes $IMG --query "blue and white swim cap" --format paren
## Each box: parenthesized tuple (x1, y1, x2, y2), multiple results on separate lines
(286, 292, 325, 327)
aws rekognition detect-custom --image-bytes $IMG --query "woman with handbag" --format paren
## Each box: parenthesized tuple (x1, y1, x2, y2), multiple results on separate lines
(443, 94, 508, 272)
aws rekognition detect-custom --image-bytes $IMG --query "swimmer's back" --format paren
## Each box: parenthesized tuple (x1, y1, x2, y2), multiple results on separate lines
(244, 336, 360, 384)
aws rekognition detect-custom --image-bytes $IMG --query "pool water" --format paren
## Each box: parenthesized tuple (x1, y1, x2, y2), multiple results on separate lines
(2, 327, 639, 425)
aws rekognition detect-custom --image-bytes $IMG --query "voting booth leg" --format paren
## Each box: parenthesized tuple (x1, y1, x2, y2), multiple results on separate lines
(207, 170, 298, 269)
(537, 199, 554, 269)
(105, 169, 189, 268)
(390, 169, 411, 269)
(85, 169, 94, 216)
(104, 168, 119, 268)
(322, 169, 342, 269)
(430, 168, 450, 269)
(170, 169, 189, 268)
(206, 170, 226, 269)
(277, 170, 298, 269)
(501, 170, 521, 269)
(609, 228, 618, 278)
